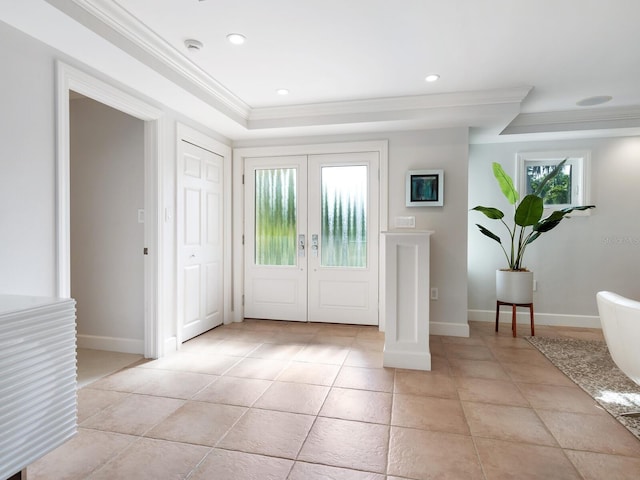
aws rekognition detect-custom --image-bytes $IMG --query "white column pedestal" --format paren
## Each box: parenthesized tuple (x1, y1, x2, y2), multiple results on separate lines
(382, 231, 432, 371)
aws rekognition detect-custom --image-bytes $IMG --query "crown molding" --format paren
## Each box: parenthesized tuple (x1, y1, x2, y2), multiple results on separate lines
(250, 87, 532, 121)
(247, 87, 531, 130)
(58, 0, 251, 120)
(502, 105, 640, 135)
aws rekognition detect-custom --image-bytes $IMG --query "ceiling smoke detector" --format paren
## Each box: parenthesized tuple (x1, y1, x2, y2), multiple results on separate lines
(184, 39, 203, 52)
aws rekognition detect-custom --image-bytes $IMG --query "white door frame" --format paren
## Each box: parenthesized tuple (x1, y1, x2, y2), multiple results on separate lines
(232, 140, 389, 330)
(176, 123, 232, 347)
(55, 61, 164, 358)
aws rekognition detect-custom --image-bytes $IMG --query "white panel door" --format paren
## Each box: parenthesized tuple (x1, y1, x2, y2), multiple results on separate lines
(307, 152, 379, 325)
(244, 156, 308, 321)
(244, 152, 379, 325)
(178, 141, 224, 341)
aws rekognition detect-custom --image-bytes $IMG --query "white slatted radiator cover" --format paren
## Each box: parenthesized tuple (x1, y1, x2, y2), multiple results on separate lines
(0, 295, 77, 480)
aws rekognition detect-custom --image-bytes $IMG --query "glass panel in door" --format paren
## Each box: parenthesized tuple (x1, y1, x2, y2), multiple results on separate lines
(320, 165, 367, 267)
(255, 168, 297, 266)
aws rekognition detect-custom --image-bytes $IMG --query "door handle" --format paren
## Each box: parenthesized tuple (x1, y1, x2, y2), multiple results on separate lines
(298, 234, 306, 257)
(311, 234, 319, 257)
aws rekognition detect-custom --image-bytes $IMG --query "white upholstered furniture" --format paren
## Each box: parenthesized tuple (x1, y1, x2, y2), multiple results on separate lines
(596, 291, 640, 387)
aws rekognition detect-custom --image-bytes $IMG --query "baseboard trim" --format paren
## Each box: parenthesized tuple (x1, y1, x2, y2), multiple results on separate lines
(383, 349, 431, 371)
(77, 334, 144, 354)
(468, 309, 601, 329)
(430, 321, 470, 337)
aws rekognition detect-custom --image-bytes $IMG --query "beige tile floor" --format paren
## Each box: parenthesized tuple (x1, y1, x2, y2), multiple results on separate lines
(76, 348, 144, 388)
(27, 320, 640, 479)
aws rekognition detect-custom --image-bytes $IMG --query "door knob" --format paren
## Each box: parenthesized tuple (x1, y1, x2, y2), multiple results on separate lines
(298, 234, 306, 257)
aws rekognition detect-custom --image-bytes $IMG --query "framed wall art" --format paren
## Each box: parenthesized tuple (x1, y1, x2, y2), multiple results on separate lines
(406, 169, 444, 207)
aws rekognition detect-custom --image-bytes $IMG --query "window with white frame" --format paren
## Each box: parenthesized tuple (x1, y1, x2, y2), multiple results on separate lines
(516, 150, 590, 210)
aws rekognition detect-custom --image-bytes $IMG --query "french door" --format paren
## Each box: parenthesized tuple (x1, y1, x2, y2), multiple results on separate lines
(244, 152, 379, 325)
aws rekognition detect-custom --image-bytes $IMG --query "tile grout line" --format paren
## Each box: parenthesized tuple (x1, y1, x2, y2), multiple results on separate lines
(386, 366, 397, 477)
(289, 328, 348, 467)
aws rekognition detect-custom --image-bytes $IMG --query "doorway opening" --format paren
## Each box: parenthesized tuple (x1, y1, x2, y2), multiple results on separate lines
(69, 93, 145, 385)
(56, 61, 164, 360)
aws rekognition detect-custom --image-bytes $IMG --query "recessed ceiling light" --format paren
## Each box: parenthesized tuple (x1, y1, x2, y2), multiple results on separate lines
(226, 33, 246, 45)
(425, 74, 440, 82)
(576, 95, 613, 107)
(184, 39, 203, 52)
(276, 89, 289, 96)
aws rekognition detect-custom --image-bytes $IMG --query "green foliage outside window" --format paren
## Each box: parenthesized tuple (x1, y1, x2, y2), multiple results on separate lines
(526, 164, 572, 205)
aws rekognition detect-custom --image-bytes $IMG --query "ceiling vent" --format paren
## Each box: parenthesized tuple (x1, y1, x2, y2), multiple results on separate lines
(184, 39, 203, 52)
(576, 95, 612, 107)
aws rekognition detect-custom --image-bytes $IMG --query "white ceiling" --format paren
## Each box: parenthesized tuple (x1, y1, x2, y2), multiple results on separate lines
(4, 0, 640, 142)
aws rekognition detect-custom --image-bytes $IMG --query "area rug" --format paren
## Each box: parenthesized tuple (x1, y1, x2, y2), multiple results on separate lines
(525, 336, 640, 441)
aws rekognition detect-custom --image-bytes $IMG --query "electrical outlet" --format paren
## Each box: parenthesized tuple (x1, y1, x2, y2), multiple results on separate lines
(430, 287, 438, 300)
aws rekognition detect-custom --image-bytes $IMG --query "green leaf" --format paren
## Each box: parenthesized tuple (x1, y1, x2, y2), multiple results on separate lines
(476, 224, 502, 244)
(533, 211, 564, 232)
(561, 205, 596, 213)
(471, 206, 504, 219)
(533, 158, 567, 196)
(514, 195, 544, 226)
(533, 205, 595, 233)
(492, 162, 519, 205)
(526, 231, 541, 244)
(534, 219, 562, 233)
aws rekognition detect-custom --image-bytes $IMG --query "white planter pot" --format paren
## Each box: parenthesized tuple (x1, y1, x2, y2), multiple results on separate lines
(496, 270, 534, 304)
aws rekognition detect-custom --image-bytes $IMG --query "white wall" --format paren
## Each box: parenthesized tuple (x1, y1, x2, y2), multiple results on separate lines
(70, 97, 144, 348)
(0, 20, 58, 294)
(235, 128, 470, 335)
(469, 136, 640, 325)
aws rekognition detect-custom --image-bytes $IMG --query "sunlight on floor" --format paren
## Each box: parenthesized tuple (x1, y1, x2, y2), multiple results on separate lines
(597, 390, 640, 408)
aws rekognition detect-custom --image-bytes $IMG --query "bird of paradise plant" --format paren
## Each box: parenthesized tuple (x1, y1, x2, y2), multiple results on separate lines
(471, 159, 595, 271)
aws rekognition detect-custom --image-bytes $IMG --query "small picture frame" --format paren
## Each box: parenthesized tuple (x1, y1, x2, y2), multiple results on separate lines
(406, 169, 444, 207)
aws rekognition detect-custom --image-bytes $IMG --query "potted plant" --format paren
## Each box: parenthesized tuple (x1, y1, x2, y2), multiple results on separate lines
(472, 159, 595, 303)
